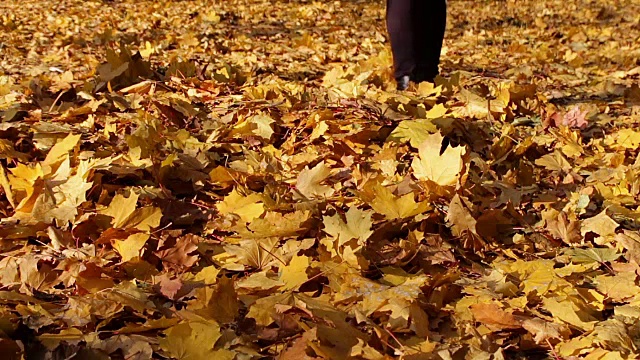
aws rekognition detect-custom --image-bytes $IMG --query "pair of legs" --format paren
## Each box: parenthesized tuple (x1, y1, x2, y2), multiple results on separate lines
(386, 0, 447, 88)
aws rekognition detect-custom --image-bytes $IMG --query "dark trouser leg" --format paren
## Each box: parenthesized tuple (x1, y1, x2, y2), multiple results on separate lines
(386, 0, 415, 79)
(412, 0, 447, 82)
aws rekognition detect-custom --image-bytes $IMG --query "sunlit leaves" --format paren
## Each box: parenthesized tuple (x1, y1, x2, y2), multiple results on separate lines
(295, 161, 334, 200)
(2, 0, 640, 358)
(113, 233, 149, 262)
(363, 183, 430, 220)
(279, 255, 310, 290)
(321, 208, 373, 268)
(216, 188, 265, 223)
(411, 131, 466, 187)
(323, 208, 373, 246)
(159, 321, 234, 360)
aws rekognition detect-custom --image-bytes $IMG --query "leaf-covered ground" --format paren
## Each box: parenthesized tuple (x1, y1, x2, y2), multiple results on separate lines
(1, 0, 640, 359)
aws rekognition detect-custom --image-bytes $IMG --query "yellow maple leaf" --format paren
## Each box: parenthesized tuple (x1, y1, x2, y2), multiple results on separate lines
(366, 183, 430, 220)
(425, 103, 448, 119)
(581, 211, 619, 245)
(0, 164, 14, 208)
(279, 255, 310, 290)
(194, 266, 220, 285)
(100, 192, 161, 231)
(119, 206, 162, 231)
(595, 272, 639, 302)
(535, 151, 572, 172)
(542, 297, 597, 331)
(417, 81, 442, 98)
(101, 192, 139, 228)
(216, 188, 264, 223)
(139, 41, 156, 59)
(456, 88, 506, 118)
(295, 161, 334, 199)
(607, 128, 640, 149)
(323, 207, 373, 247)
(113, 233, 149, 262)
(521, 318, 569, 344)
(42, 133, 81, 172)
(236, 271, 284, 291)
(249, 114, 275, 140)
(387, 119, 438, 149)
(557, 336, 598, 358)
(159, 321, 234, 360)
(411, 132, 466, 186)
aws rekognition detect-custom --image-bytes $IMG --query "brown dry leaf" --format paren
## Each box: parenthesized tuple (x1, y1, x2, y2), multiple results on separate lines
(446, 194, 485, 251)
(547, 212, 582, 244)
(155, 236, 200, 268)
(616, 231, 640, 265)
(279, 328, 321, 360)
(156, 274, 184, 300)
(470, 303, 522, 331)
(90, 334, 153, 360)
(446, 195, 477, 237)
(0, 164, 15, 208)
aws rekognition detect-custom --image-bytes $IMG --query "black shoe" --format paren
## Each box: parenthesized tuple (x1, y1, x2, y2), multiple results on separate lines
(411, 69, 437, 84)
(396, 75, 410, 91)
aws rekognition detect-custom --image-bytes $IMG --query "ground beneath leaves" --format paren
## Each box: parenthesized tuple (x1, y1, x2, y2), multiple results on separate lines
(1, 0, 640, 359)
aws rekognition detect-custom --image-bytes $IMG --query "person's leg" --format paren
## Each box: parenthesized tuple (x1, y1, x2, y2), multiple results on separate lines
(412, 0, 447, 83)
(386, 0, 415, 87)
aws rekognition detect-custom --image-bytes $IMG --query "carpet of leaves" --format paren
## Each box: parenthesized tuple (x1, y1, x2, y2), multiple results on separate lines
(2, 0, 640, 359)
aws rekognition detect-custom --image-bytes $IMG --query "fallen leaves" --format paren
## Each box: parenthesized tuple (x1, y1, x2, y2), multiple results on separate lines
(547, 105, 590, 129)
(411, 131, 467, 187)
(522, 318, 570, 344)
(363, 182, 430, 220)
(2, 0, 640, 358)
(321, 208, 373, 268)
(159, 321, 234, 360)
(113, 233, 149, 262)
(279, 255, 310, 290)
(470, 303, 521, 331)
(216, 188, 265, 223)
(296, 161, 335, 199)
